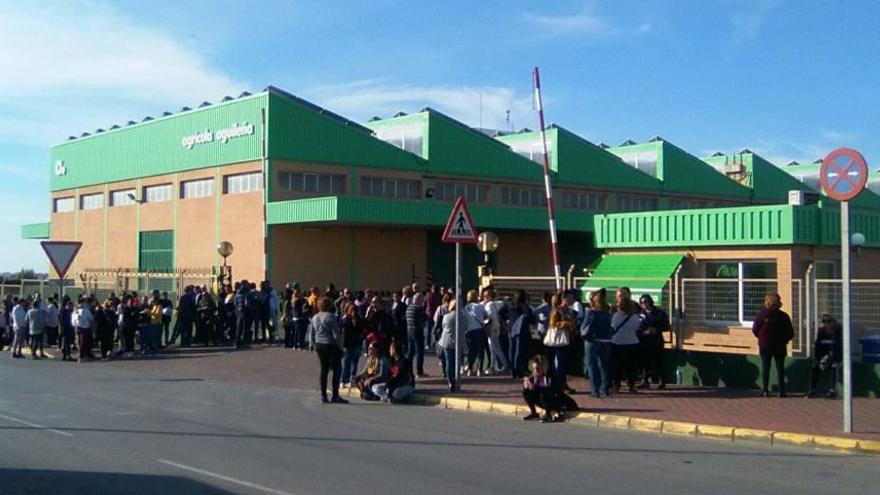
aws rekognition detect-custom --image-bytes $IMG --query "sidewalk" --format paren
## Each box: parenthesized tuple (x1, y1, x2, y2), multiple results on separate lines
(100, 345, 880, 442)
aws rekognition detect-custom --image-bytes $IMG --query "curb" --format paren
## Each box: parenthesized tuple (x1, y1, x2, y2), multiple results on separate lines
(410, 393, 879, 456)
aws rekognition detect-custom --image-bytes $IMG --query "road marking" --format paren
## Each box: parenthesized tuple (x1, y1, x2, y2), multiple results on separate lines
(157, 459, 295, 495)
(0, 413, 73, 437)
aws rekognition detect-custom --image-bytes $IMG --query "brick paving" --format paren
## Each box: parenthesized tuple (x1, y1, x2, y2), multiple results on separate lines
(101, 344, 880, 441)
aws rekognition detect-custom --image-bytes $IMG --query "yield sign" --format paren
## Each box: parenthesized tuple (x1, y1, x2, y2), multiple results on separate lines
(40, 241, 82, 279)
(441, 197, 478, 244)
(820, 148, 868, 202)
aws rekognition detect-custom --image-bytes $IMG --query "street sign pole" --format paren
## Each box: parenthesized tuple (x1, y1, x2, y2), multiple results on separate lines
(841, 200, 852, 432)
(454, 242, 461, 391)
(819, 147, 868, 434)
(441, 196, 479, 392)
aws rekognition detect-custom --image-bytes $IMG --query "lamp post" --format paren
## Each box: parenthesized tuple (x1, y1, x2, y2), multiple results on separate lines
(477, 232, 499, 281)
(852, 232, 866, 257)
(217, 241, 234, 287)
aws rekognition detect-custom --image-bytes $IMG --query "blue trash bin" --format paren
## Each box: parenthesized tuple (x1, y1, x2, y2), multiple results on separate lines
(859, 335, 880, 364)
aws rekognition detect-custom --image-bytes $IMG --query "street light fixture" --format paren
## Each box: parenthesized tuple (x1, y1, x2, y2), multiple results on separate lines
(217, 241, 234, 267)
(126, 192, 144, 204)
(852, 232, 866, 257)
(477, 231, 499, 275)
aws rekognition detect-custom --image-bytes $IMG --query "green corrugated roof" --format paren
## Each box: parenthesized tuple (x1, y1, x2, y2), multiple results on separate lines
(581, 253, 683, 301)
(496, 127, 664, 193)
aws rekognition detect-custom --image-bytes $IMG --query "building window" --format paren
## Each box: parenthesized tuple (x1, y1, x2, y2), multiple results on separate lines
(53, 197, 74, 213)
(277, 171, 345, 195)
(704, 261, 778, 324)
(668, 198, 708, 210)
(360, 176, 421, 199)
(181, 178, 214, 199)
(79, 193, 104, 210)
(507, 139, 552, 165)
(373, 124, 424, 156)
(616, 195, 658, 212)
(143, 184, 172, 203)
(434, 181, 490, 204)
(615, 150, 659, 177)
(110, 189, 136, 207)
(224, 172, 263, 195)
(561, 190, 606, 211)
(500, 186, 546, 207)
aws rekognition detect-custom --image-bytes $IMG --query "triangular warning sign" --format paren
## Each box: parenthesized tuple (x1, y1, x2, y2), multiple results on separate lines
(40, 241, 83, 279)
(441, 197, 478, 243)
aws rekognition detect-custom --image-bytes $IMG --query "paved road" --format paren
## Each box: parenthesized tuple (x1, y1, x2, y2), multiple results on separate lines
(0, 358, 876, 495)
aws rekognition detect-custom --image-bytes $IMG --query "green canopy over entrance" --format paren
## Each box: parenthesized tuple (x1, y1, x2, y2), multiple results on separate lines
(580, 253, 684, 303)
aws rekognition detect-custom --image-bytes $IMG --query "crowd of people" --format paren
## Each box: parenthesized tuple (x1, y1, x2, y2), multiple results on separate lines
(0, 278, 842, 419)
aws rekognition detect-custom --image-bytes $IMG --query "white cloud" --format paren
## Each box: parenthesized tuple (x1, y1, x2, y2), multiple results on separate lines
(0, 1, 248, 145)
(306, 80, 535, 131)
(0, 1, 246, 271)
(731, 0, 783, 40)
(522, 8, 651, 37)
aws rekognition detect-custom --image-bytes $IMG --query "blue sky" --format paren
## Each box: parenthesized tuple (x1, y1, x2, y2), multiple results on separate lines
(1, 0, 878, 272)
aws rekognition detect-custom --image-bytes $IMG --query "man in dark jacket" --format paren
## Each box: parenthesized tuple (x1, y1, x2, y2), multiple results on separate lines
(807, 314, 843, 398)
(405, 293, 428, 377)
(638, 294, 670, 389)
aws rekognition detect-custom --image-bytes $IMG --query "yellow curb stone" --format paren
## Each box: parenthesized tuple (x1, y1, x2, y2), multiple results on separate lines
(446, 397, 469, 410)
(570, 412, 600, 426)
(630, 417, 663, 433)
(697, 424, 734, 441)
(857, 440, 880, 454)
(599, 414, 632, 429)
(491, 402, 518, 416)
(733, 428, 774, 444)
(772, 432, 815, 447)
(812, 435, 860, 452)
(468, 400, 493, 413)
(662, 421, 698, 436)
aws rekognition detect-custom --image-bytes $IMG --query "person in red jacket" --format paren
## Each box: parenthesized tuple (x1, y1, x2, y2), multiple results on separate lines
(752, 293, 794, 397)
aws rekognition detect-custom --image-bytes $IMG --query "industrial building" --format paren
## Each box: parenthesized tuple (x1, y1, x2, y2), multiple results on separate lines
(20, 85, 880, 295)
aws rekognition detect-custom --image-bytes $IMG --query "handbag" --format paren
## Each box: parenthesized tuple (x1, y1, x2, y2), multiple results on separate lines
(543, 326, 570, 348)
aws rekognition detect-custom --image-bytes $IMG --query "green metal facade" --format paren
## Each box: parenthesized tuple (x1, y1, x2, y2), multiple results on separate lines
(595, 204, 880, 248)
(50, 95, 268, 191)
(267, 197, 594, 232)
(21, 222, 50, 239)
(138, 230, 174, 271)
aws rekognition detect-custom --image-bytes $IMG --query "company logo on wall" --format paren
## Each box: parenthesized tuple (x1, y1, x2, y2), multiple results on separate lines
(54, 160, 67, 176)
(181, 122, 255, 150)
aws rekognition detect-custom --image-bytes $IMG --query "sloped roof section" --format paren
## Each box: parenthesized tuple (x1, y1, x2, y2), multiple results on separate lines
(267, 90, 426, 171)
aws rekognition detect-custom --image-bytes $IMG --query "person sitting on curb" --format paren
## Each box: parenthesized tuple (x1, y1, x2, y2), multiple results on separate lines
(522, 355, 565, 423)
(355, 341, 389, 401)
(806, 313, 843, 398)
(371, 341, 414, 403)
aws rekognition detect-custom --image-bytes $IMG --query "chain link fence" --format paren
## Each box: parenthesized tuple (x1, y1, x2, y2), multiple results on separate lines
(814, 279, 880, 360)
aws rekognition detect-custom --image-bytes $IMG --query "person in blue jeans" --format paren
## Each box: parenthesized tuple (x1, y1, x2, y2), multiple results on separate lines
(405, 293, 428, 376)
(507, 290, 535, 378)
(339, 302, 365, 387)
(581, 289, 613, 398)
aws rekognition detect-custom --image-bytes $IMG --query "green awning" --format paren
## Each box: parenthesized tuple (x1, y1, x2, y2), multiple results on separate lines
(580, 253, 684, 302)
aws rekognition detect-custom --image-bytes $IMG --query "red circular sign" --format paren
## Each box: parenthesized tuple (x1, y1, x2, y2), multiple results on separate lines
(820, 148, 868, 202)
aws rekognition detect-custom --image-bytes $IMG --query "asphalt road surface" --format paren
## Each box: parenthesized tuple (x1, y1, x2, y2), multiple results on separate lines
(0, 357, 876, 495)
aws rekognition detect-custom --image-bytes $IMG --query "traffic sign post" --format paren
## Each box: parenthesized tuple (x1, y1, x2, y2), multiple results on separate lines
(820, 148, 868, 434)
(40, 241, 83, 301)
(442, 197, 478, 392)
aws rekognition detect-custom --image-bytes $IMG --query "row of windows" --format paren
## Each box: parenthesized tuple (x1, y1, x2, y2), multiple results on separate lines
(277, 171, 345, 195)
(360, 176, 421, 199)
(616, 195, 658, 212)
(433, 181, 490, 204)
(560, 190, 606, 211)
(53, 173, 262, 213)
(501, 186, 547, 207)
